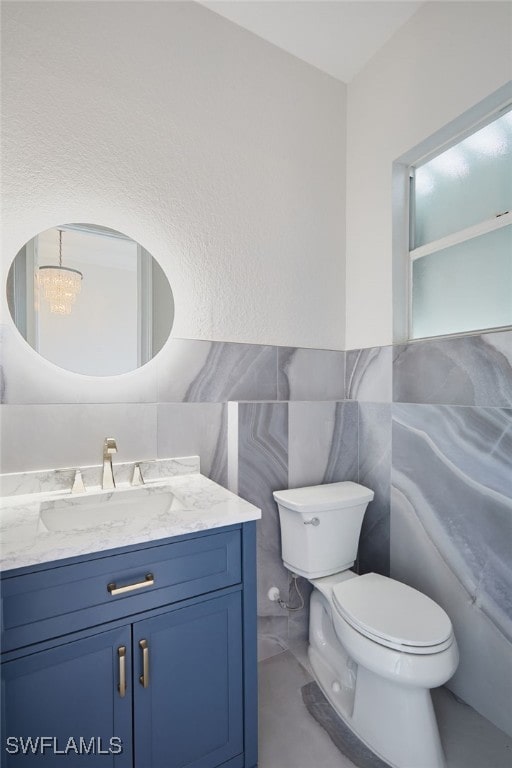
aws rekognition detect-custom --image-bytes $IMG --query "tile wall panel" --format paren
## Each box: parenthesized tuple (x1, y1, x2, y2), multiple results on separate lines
(357, 403, 391, 576)
(157, 403, 227, 486)
(393, 330, 512, 407)
(345, 345, 392, 402)
(288, 401, 358, 489)
(392, 402, 512, 735)
(237, 402, 289, 635)
(277, 347, 345, 401)
(0, 403, 158, 474)
(341, 344, 393, 577)
(393, 403, 512, 627)
(157, 338, 278, 402)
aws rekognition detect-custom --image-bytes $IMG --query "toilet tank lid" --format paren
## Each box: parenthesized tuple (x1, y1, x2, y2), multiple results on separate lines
(273, 482, 374, 513)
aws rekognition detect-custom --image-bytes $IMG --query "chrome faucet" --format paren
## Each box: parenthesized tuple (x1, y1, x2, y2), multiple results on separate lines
(102, 437, 117, 490)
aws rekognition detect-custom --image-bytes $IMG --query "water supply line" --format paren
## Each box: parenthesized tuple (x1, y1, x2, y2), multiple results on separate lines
(277, 573, 305, 612)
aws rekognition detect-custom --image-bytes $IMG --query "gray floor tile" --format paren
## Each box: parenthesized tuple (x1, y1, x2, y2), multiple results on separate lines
(433, 687, 512, 768)
(258, 651, 356, 768)
(259, 650, 512, 768)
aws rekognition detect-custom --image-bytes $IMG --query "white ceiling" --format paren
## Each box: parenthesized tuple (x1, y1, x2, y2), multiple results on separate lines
(202, 1, 423, 83)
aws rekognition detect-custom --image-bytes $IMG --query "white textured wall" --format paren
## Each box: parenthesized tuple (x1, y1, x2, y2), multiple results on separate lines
(1, 0, 346, 350)
(345, 1, 512, 350)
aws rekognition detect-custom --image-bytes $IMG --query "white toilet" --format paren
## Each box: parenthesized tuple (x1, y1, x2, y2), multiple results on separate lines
(273, 481, 459, 768)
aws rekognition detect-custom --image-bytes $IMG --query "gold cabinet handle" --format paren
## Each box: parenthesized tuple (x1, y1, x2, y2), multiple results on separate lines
(107, 573, 154, 596)
(139, 639, 149, 688)
(118, 646, 126, 698)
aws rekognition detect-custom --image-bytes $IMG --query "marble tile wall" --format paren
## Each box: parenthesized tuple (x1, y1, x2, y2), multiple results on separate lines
(393, 329, 512, 407)
(342, 328, 512, 736)
(0, 330, 344, 475)
(157, 339, 278, 403)
(277, 347, 345, 401)
(288, 401, 358, 489)
(236, 400, 359, 658)
(0, 403, 159, 474)
(157, 403, 228, 487)
(345, 345, 392, 403)
(237, 402, 289, 623)
(392, 404, 512, 635)
(357, 403, 391, 576)
(390, 329, 512, 737)
(343, 346, 393, 577)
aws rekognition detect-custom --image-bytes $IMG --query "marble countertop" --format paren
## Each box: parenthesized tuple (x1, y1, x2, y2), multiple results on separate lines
(0, 470, 261, 573)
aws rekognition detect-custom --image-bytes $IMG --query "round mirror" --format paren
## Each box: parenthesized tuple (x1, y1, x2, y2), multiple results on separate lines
(6, 224, 174, 376)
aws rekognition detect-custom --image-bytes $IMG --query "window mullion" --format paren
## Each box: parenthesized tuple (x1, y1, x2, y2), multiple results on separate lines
(409, 211, 512, 262)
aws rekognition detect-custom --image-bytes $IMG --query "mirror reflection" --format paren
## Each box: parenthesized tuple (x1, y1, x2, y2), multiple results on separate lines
(6, 224, 174, 376)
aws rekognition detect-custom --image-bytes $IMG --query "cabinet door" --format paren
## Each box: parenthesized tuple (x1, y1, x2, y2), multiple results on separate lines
(134, 592, 243, 768)
(1, 626, 132, 767)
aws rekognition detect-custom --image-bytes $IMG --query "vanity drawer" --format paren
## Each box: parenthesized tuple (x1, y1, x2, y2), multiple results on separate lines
(1, 528, 241, 652)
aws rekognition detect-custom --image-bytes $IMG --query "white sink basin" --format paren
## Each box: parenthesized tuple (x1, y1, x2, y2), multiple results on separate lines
(40, 488, 184, 532)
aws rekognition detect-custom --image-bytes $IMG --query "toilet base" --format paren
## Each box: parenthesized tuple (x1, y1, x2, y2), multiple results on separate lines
(302, 680, 392, 768)
(353, 665, 445, 768)
(308, 589, 447, 768)
(309, 645, 446, 768)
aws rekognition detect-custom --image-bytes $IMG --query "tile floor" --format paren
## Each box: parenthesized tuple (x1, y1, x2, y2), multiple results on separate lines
(258, 650, 512, 768)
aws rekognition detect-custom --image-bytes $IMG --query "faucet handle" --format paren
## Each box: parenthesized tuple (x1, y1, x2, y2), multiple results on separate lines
(71, 469, 86, 494)
(104, 437, 118, 456)
(131, 463, 145, 487)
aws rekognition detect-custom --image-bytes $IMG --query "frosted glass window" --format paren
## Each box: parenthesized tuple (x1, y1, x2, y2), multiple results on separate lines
(412, 225, 512, 338)
(409, 106, 512, 339)
(414, 110, 512, 247)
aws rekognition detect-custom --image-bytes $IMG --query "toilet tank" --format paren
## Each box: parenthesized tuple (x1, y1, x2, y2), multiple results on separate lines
(273, 482, 374, 579)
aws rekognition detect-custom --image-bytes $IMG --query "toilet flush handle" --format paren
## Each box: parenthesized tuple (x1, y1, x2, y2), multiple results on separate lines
(304, 517, 320, 527)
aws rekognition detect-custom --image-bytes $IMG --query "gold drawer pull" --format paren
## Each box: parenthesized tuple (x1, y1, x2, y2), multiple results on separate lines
(139, 639, 149, 688)
(118, 646, 126, 698)
(107, 573, 154, 596)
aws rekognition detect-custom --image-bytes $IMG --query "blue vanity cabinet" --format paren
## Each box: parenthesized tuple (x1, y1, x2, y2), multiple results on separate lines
(1, 625, 133, 766)
(133, 592, 243, 768)
(0, 522, 258, 768)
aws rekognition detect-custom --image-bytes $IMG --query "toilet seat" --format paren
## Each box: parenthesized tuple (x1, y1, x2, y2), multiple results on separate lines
(332, 573, 453, 655)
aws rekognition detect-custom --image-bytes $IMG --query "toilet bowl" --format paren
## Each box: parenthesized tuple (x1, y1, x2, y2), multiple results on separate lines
(273, 482, 459, 768)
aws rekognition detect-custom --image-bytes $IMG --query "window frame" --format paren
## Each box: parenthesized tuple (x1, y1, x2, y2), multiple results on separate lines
(392, 83, 512, 344)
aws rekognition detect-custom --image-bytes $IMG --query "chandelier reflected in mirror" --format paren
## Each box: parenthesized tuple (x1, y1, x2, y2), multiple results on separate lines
(38, 229, 83, 315)
(7, 222, 175, 376)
